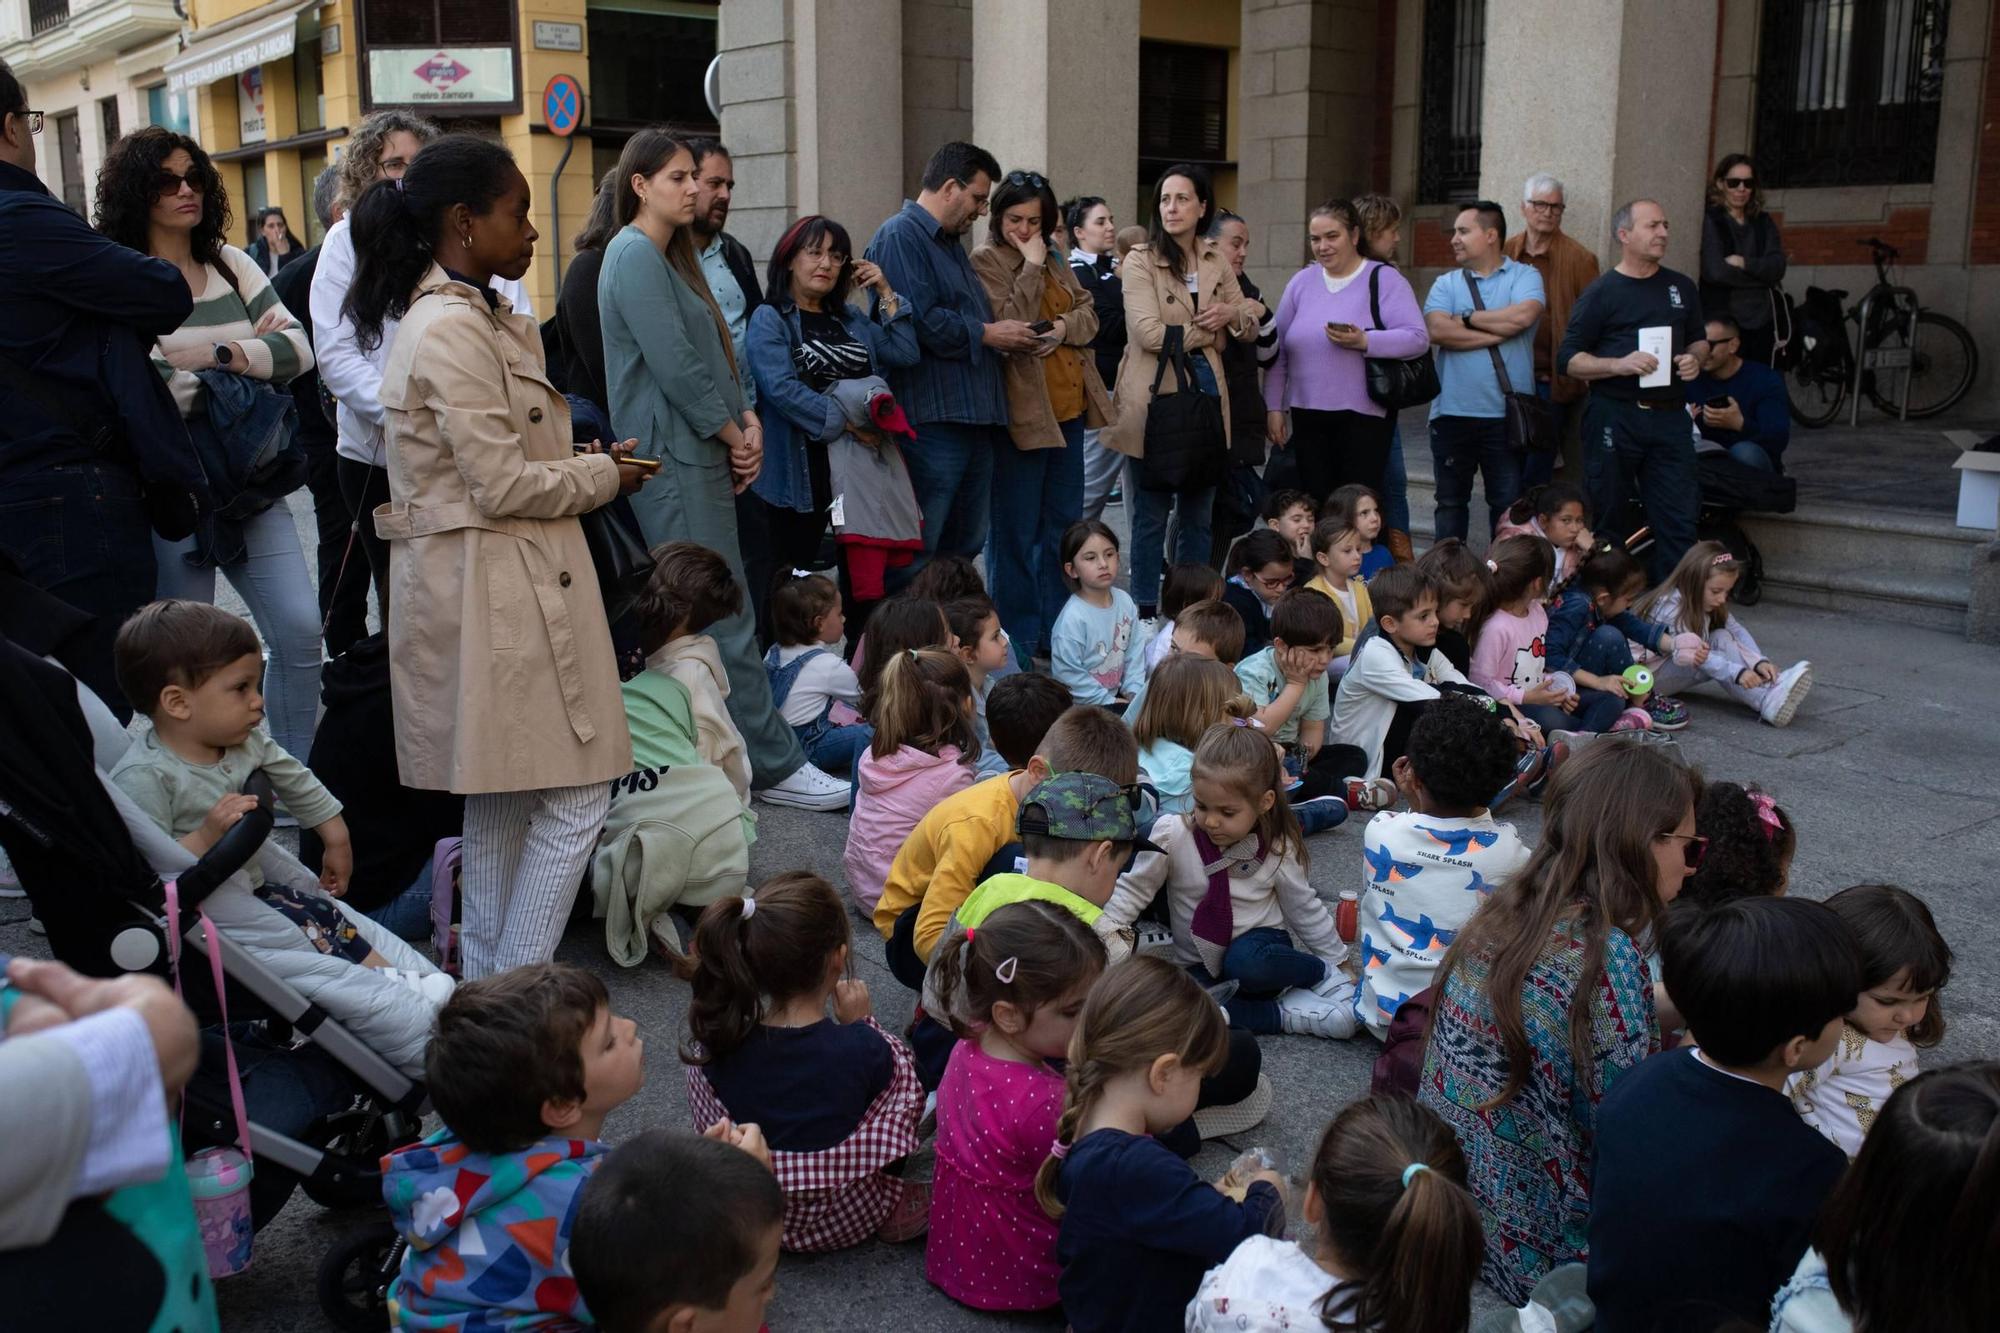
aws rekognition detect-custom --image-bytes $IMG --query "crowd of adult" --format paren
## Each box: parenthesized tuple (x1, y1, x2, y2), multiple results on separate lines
(0, 40, 1806, 999)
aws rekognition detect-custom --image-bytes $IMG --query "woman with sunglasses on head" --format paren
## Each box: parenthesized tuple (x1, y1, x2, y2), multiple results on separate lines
(745, 212, 920, 626)
(1416, 740, 1701, 1305)
(93, 126, 323, 760)
(972, 169, 1112, 667)
(1700, 154, 1787, 365)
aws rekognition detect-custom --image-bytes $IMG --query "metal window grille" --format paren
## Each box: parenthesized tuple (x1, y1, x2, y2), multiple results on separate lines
(1417, 0, 1485, 205)
(1139, 40, 1230, 170)
(29, 0, 70, 37)
(1754, 0, 1947, 187)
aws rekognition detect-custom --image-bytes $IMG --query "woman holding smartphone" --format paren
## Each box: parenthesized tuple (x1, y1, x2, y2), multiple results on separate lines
(1264, 197, 1427, 508)
(972, 169, 1111, 663)
(598, 127, 850, 811)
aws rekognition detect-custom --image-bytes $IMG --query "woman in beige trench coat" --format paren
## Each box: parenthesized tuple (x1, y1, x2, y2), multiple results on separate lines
(346, 135, 650, 978)
(1101, 163, 1260, 616)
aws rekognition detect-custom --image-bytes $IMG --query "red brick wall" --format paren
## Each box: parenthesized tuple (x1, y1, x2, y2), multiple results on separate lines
(1412, 215, 1454, 267)
(1774, 207, 1931, 265)
(1971, 1, 2000, 263)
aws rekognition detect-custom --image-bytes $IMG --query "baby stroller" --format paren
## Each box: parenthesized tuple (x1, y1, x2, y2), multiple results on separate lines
(0, 629, 427, 1330)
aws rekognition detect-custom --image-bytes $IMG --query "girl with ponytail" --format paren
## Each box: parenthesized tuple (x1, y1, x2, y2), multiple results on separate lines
(925, 901, 1105, 1311)
(1037, 956, 1284, 1333)
(680, 872, 928, 1250)
(347, 133, 649, 979)
(1188, 1095, 1483, 1333)
(843, 647, 980, 914)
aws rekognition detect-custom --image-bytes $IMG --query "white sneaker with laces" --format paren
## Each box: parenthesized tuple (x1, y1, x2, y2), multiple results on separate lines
(757, 760, 852, 811)
(1133, 919, 1176, 957)
(1277, 982, 1359, 1038)
(1759, 661, 1813, 728)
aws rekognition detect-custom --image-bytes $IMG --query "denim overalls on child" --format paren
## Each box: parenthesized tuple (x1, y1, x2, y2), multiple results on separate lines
(764, 645, 874, 775)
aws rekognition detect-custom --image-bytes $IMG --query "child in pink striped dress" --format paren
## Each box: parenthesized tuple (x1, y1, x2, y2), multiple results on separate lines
(925, 901, 1108, 1311)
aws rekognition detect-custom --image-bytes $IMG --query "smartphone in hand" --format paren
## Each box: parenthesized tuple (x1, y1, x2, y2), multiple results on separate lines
(1029, 319, 1056, 335)
(1327, 322, 1358, 335)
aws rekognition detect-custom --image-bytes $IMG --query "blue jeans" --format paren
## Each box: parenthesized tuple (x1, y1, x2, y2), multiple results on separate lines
(1728, 440, 1776, 472)
(1129, 355, 1221, 610)
(988, 416, 1085, 658)
(894, 420, 998, 591)
(1582, 398, 1701, 583)
(1382, 424, 1411, 533)
(799, 716, 873, 775)
(1206, 926, 1330, 1035)
(1429, 414, 1522, 543)
(1571, 623, 1636, 678)
(364, 862, 436, 941)
(0, 461, 157, 721)
(1523, 688, 1626, 736)
(154, 501, 324, 760)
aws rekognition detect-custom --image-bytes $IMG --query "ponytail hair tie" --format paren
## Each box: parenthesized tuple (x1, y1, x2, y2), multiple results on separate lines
(739, 896, 756, 921)
(1749, 790, 1783, 840)
(791, 568, 814, 580)
(1485, 559, 1499, 572)
(1049, 1139, 1070, 1160)
(963, 927, 975, 944)
(1230, 716, 1264, 729)
(1401, 1162, 1431, 1188)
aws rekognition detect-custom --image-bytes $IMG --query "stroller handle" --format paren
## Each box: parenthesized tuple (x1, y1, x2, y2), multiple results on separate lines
(172, 772, 277, 908)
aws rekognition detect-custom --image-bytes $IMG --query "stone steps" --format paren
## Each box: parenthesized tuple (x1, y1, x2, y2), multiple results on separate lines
(1400, 471, 1981, 634)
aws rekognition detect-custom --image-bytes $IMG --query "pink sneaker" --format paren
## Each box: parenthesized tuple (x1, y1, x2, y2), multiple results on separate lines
(1610, 707, 1653, 732)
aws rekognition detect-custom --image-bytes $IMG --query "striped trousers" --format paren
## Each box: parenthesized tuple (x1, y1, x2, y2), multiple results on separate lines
(458, 781, 611, 979)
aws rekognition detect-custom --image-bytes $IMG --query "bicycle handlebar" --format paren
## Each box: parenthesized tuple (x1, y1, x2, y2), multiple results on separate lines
(1858, 236, 1900, 260)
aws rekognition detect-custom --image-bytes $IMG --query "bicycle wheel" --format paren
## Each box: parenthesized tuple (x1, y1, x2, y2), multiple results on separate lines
(1865, 311, 1978, 419)
(1785, 354, 1847, 428)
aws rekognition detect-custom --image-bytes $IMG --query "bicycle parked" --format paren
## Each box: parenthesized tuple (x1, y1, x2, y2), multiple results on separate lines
(1782, 237, 1977, 428)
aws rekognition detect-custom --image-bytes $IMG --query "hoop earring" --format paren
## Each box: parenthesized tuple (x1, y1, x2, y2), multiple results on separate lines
(461, 233, 472, 250)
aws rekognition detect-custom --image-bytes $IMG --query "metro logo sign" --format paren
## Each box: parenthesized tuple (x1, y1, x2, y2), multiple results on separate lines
(415, 53, 472, 90)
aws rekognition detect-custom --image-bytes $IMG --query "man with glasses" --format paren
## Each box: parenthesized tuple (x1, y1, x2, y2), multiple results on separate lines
(1558, 200, 1709, 582)
(1686, 314, 1789, 474)
(1504, 173, 1599, 487)
(0, 58, 207, 718)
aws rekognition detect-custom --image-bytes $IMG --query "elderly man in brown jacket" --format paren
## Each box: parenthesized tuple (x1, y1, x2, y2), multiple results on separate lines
(1505, 172, 1599, 486)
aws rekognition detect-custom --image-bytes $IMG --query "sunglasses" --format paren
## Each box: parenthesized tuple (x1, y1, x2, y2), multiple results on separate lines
(1722, 176, 1755, 190)
(154, 168, 199, 197)
(1658, 831, 1709, 870)
(1005, 170, 1048, 190)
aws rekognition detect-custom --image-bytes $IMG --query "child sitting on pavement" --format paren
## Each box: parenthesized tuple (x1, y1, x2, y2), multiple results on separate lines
(634, 542, 755, 805)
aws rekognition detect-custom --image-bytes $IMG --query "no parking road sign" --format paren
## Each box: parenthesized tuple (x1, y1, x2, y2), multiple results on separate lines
(544, 74, 583, 137)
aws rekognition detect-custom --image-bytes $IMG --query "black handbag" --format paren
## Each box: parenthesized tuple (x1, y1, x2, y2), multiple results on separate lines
(580, 496, 654, 625)
(1137, 325, 1226, 492)
(1362, 263, 1441, 412)
(1464, 270, 1554, 453)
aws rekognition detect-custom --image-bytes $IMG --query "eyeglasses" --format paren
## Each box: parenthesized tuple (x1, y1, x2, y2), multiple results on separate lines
(1657, 831, 1709, 870)
(1247, 569, 1295, 594)
(1005, 170, 1048, 190)
(1722, 176, 1755, 190)
(153, 168, 199, 197)
(1525, 199, 1566, 215)
(13, 110, 44, 135)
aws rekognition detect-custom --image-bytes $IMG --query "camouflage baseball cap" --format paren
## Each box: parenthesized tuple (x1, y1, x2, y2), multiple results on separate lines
(1018, 772, 1162, 853)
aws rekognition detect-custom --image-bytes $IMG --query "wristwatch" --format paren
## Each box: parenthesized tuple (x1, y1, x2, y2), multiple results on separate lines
(1461, 311, 1475, 330)
(213, 342, 234, 367)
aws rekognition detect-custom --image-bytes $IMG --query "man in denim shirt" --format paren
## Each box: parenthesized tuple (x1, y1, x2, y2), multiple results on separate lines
(865, 141, 1042, 583)
(1423, 201, 1545, 543)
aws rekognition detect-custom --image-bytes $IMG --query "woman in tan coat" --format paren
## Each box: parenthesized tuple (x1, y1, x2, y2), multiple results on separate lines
(971, 169, 1114, 663)
(1102, 163, 1261, 617)
(346, 135, 650, 978)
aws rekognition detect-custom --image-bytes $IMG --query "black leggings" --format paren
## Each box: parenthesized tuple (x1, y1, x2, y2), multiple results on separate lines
(1293, 742, 1367, 801)
(1290, 407, 1396, 509)
(335, 457, 392, 615)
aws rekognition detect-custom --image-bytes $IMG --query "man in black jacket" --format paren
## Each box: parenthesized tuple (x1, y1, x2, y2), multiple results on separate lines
(273, 163, 376, 655)
(0, 59, 205, 718)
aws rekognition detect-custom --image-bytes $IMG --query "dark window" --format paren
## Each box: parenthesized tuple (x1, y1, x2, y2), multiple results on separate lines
(1754, 0, 1947, 187)
(365, 0, 512, 47)
(99, 95, 119, 149)
(1417, 0, 1484, 205)
(54, 111, 83, 216)
(586, 5, 718, 139)
(1138, 39, 1229, 178)
(29, 0, 69, 37)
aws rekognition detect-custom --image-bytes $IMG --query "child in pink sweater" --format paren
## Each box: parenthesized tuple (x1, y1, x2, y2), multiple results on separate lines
(844, 648, 981, 914)
(1469, 535, 1633, 738)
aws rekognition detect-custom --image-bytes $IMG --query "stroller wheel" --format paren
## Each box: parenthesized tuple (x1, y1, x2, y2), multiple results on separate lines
(300, 1103, 395, 1208)
(317, 1222, 404, 1332)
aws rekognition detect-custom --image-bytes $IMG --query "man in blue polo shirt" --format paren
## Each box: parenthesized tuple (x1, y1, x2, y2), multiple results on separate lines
(865, 141, 1042, 583)
(1422, 201, 1546, 542)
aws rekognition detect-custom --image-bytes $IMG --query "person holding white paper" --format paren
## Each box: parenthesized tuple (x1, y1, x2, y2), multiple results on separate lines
(1556, 199, 1708, 581)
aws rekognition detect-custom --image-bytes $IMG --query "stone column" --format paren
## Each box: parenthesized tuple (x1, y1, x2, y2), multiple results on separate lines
(1477, 0, 1718, 272)
(969, 0, 1140, 239)
(1237, 0, 1383, 298)
(719, 0, 905, 265)
(903, 0, 974, 199)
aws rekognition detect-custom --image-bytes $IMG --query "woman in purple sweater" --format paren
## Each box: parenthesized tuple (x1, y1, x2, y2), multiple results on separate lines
(1264, 198, 1428, 507)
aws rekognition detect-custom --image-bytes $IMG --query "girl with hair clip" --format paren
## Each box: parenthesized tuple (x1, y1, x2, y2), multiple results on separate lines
(855, 595, 951, 716)
(1468, 534, 1633, 738)
(1790, 884, 1954, 1159)
(1494, 481, 1594, 593)
(681, 872, 928, 1249)
(1102, 719, 1356, 1038)
(1039, 957, 1286, 1333)
(925, 901, 1107, 1311)
(1632, 540, 1813, 727)
(1772, 1062, 2000, 1333)
(844, 648, 980, 914)
(1417, 741, 1700, 1303)
(1188, 1095, 1484, 1333)
(764, 570, 870, 775)
(1131, 655, 1259, 816)
(1680, 781, 1796, 910)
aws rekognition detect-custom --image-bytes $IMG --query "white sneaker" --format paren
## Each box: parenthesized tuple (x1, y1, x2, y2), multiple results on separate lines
(1277, 982, 1358, 1039)
(1133, 919, 1176, 957)
(757, 760, 852, 811)
(1192, 1073, 1274, 1139)
(1759, 661, 1813, 728)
